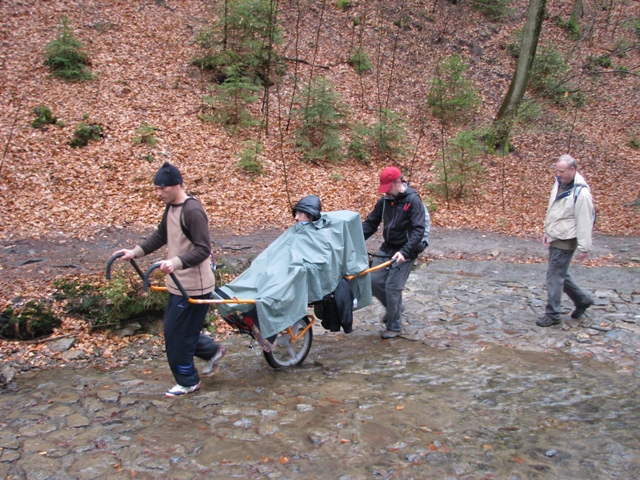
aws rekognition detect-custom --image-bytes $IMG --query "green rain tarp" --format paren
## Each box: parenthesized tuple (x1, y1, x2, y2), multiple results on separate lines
(214, 210, 372, 339)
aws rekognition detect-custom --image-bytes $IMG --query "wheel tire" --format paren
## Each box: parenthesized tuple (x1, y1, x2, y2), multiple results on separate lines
(263, 316, 313, 369)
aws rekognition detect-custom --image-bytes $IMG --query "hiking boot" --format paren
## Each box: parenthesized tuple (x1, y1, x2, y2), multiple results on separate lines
(202, 346, 227, 377)
(536, 316, 561, 327)
(570, 302, 593, 319)
(165, 381, 200, 398)
(381, 329, 401, 339)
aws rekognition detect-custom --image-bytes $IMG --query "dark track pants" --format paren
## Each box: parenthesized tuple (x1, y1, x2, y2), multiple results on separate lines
(370, 250, 414, 333)
(164, 293, 219, 387)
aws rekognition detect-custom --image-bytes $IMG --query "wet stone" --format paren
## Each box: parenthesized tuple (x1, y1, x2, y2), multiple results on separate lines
(0, 449, 20, 463)
(66, 413, 90, 428)
(232, 417, 253, 428)
(44, 404, 74, 418)
(68, 451, 119, 479)
(62, 349, 86, 362)
(296, 404, 314, 412)
(258, 424, 280, 435)
(97, 389, 120, 403)
(49, 337, 76, 352)
(50, 391, 81, 404)
(18, 421, 57, 437)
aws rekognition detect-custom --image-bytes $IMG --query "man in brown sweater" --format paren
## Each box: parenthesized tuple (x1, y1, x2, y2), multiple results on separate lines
(114, 162, 226, 397)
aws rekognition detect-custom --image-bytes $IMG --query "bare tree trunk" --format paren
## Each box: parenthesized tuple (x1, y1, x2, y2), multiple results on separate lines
(1, 99, 22, 176)
(261, 0, 280, 136)
(570, 0, 583, 26)
(302, 0, 327, 117)
(222, 0, 229, 51)
(439, 121, 450, 208)
(493, 0, 547, 154)
(285, 0, 303, 132)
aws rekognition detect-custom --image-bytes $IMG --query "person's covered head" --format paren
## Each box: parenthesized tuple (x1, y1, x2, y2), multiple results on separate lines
(153, 161, 183, 187)
(292, 195, 322, 223)
(378, 166, 403, 194)
(555, 154, 578, 185)
(153, 162, 184, 204)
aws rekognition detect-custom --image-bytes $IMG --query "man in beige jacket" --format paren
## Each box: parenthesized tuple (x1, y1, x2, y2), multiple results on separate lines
(537, 154, 595, 327)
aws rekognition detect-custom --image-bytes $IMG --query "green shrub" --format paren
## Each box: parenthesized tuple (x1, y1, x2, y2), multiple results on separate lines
(555, 15, 581, 40)
(330, 171, 344, 181)
(294, 77, 347, 162)
(624, 16, 640, 38)
(347, 110, 407, 163)
(348, 46, 373, 74)
(613, 38, 632, 58)
(237, 140, 264, 175)
(627, 135, 640, 150)
(191, 0, 283, 86)
(132, 123, 158, 147)
(69, 122, 103, 148)
(43, 16, 94, 81)
(588, 54, 612, 69)
(428, 54, 481, 126)
(348, 124, 372, 164)
(337, 0, 351, 12)
(200, 64, 261, 129)
(470, 0, 513, 21)
(31, 105, 62, 129)
(0, 301, 61, 340)
(506, 98, 542, 131)
(428, 129, 485, 199)
(506, 28, 523, 58)
(614, 65, 629, 79)
(529, 45, 584, 106)
(370, 109, 407, 160)
(54, 274, 166, 330)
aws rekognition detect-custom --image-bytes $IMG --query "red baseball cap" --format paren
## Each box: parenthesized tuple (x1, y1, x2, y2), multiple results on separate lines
(378, 166, 402, 193)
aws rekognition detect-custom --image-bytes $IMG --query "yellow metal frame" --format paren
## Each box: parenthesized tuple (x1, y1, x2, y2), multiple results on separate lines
(285, 315, 315, 343)
(147, 260, 390, 337)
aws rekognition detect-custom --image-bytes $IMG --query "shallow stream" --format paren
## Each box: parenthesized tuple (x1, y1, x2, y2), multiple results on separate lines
(2, 328, 639, 479)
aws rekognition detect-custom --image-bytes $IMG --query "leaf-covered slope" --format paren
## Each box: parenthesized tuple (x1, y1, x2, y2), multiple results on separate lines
(1, 0, 638, 242)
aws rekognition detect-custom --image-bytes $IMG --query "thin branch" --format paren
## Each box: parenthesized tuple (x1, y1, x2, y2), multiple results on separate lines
(282, 57, 330, 69)
(1, 99, 23, 176)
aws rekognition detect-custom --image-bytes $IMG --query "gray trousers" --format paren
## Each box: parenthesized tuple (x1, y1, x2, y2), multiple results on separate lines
(545, 247, 592, 319)
(370, 250, 414, 332)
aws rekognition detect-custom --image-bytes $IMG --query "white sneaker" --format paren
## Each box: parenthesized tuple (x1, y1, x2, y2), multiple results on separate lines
(202, 346, 227, 377)
(165, 381, 200, 398)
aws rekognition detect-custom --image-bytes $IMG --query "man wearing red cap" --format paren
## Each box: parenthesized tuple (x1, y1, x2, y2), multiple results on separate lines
(363, 166, 428, 338)
(113, 162, 226, 397)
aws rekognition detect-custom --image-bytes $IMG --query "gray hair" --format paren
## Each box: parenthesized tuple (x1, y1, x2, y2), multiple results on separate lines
(557, 154, 577, 169)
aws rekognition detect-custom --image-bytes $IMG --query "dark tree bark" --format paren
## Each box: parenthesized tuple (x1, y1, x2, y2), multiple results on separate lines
(493, 0, 547, 154)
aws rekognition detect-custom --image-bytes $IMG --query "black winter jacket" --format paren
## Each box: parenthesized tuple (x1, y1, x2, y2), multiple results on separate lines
(362, 184, 426, 260)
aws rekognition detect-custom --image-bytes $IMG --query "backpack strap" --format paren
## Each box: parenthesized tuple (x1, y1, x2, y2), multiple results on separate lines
(160, 195, 197, 242)
(573, 184, 588, 202)
(180, 196, 197, 243)
(573, 183, 596, 226)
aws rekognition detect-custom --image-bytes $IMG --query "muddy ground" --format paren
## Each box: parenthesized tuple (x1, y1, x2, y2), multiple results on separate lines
(1, 227, 639, 288)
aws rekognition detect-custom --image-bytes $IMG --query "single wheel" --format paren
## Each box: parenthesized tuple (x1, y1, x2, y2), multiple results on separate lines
(263, 317, 313, 369)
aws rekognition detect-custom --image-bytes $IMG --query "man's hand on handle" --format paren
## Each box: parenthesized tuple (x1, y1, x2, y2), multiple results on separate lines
(392, 252, 406, 264)
(113, 249, 136, 261)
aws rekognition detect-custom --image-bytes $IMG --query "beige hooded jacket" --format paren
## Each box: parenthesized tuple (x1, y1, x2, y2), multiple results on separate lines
(544, 172, 594, 254)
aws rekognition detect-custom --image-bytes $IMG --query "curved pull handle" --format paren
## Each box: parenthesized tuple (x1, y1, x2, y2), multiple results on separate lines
(143, 263, 190, 299)
(106, 253, 145, 280)
(346, 259, 395, 280)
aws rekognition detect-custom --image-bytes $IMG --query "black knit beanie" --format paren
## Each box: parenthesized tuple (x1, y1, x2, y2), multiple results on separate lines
(153, 162, 183, 187)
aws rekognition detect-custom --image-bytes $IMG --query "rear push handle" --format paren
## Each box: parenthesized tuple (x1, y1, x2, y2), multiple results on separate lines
(106, 252, 145, 280)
